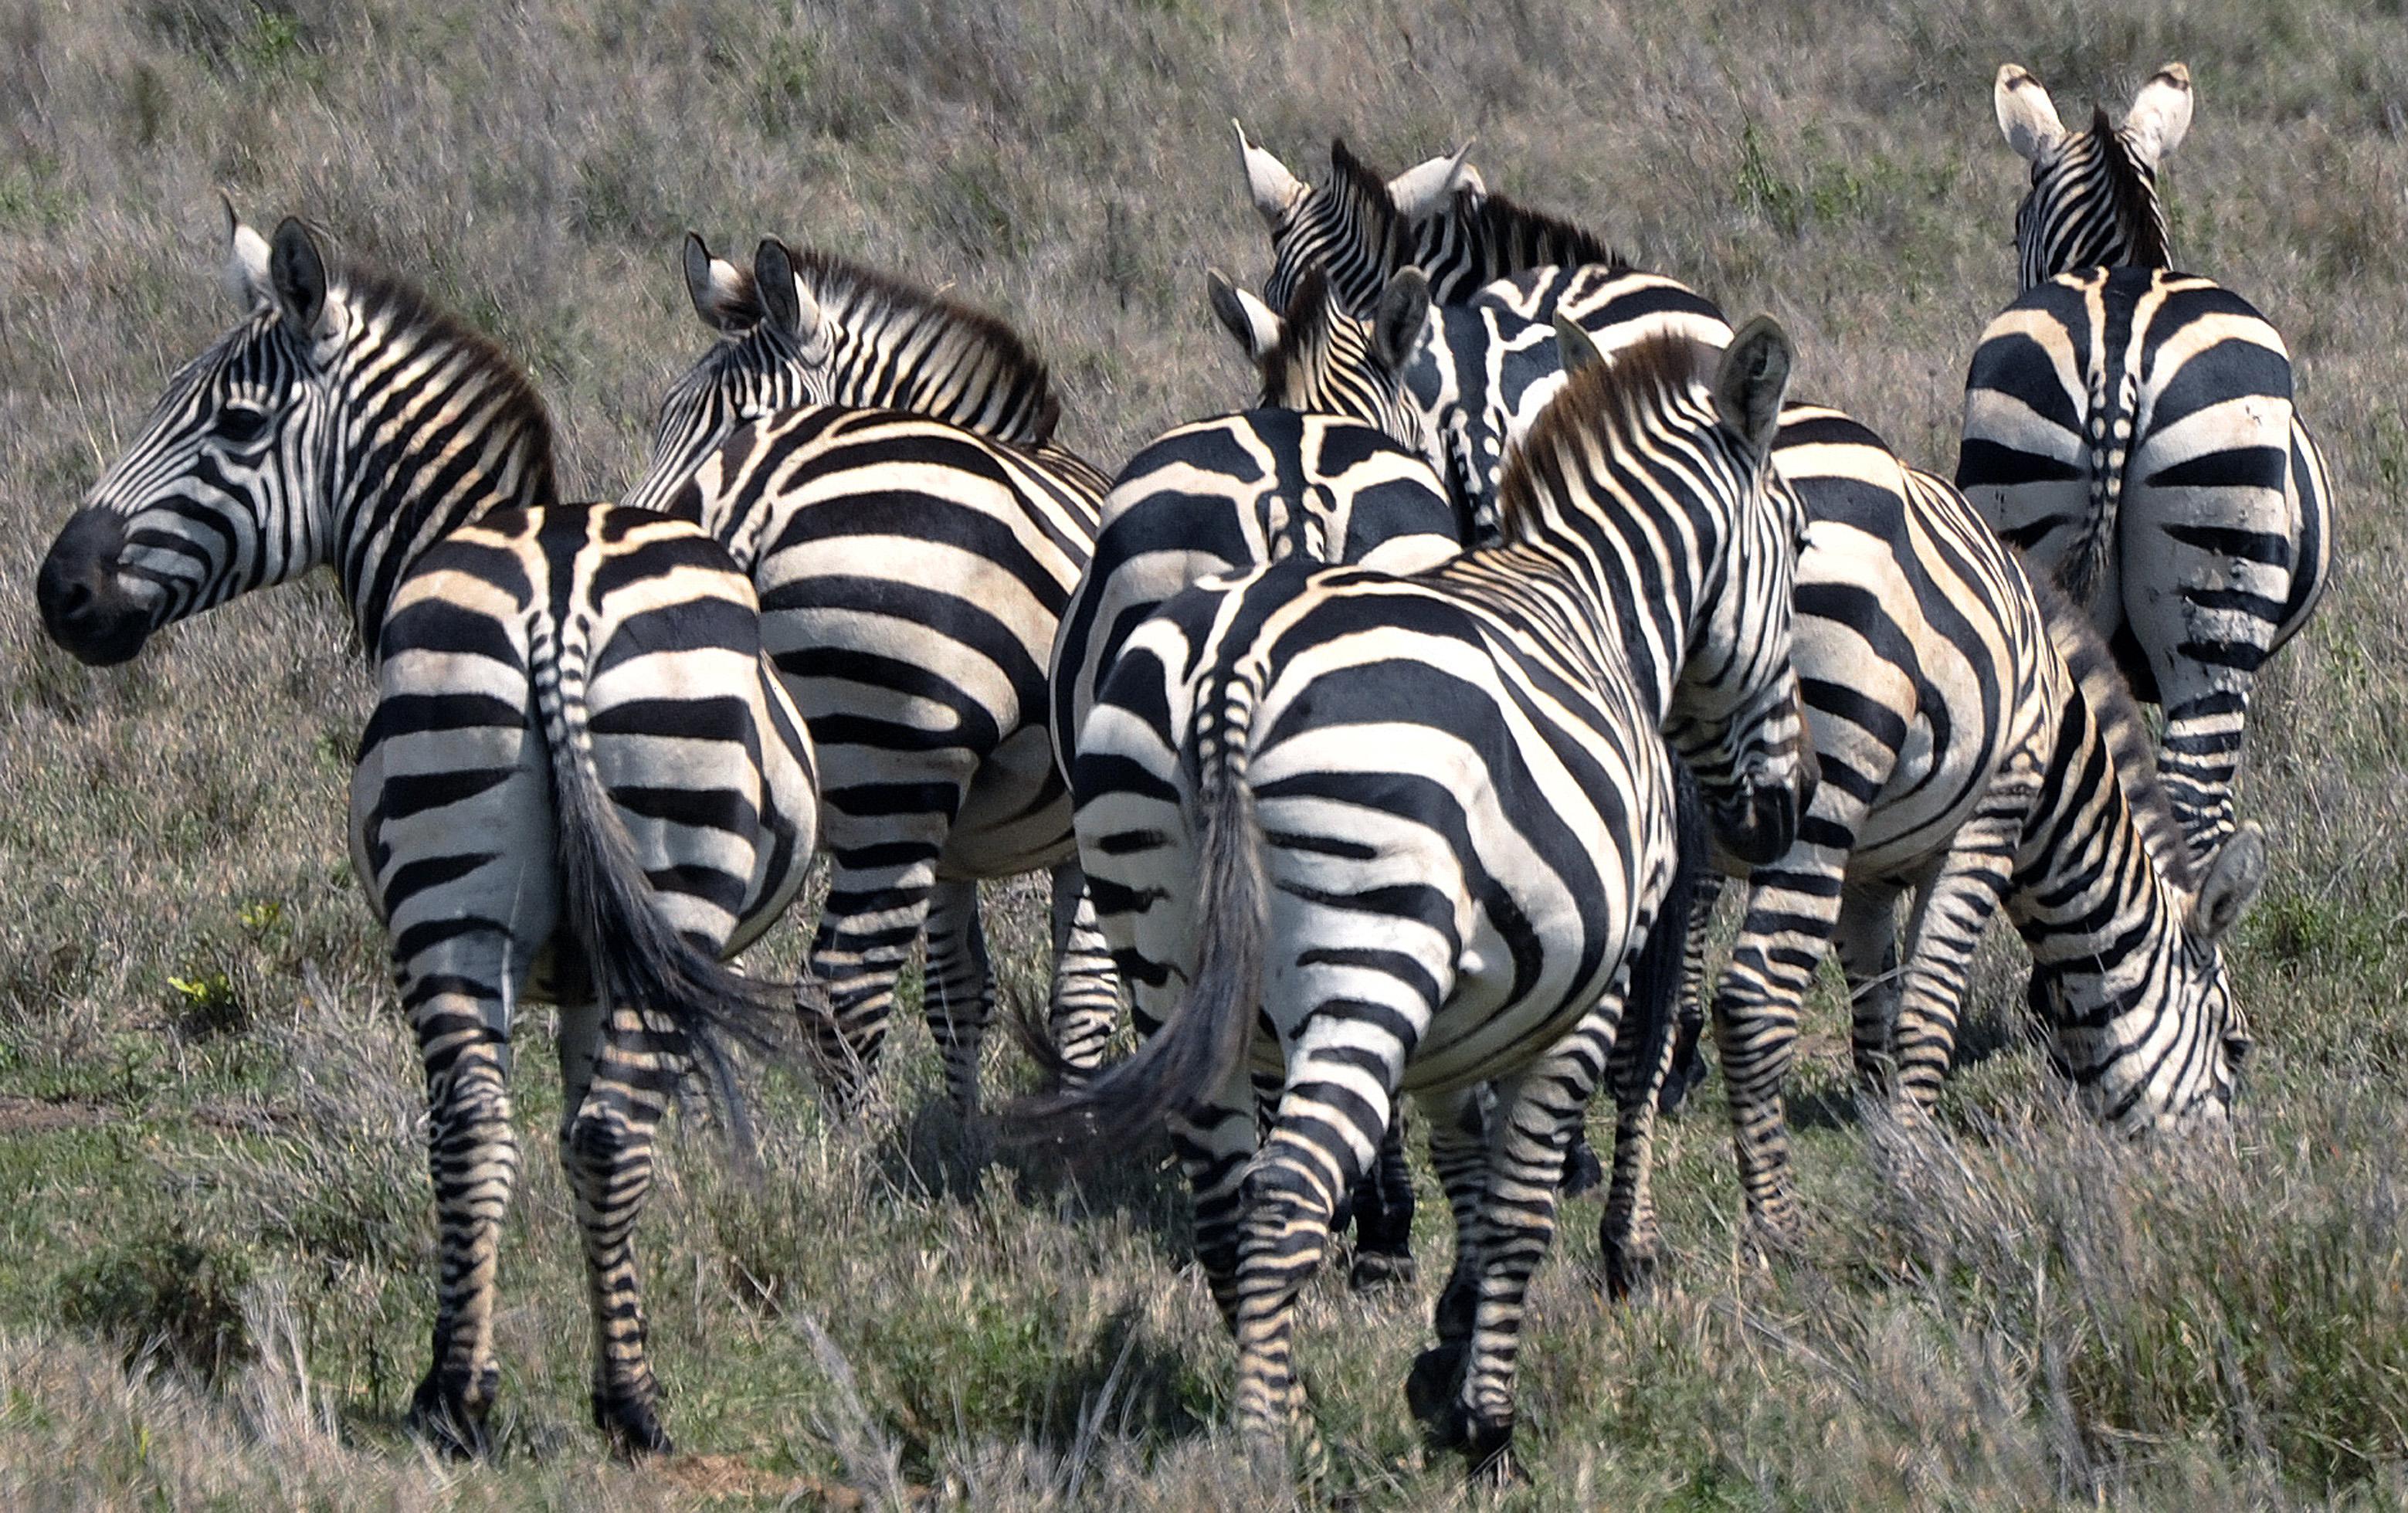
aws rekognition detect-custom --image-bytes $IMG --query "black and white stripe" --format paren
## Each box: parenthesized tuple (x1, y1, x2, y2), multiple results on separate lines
(1693, 409, 2260, 1253)
(628, 243, 1113, 1112)
(35, 212, 818, 1458)
(1959, 62, 2332, 852)
(1023, 326, 1813, 1475)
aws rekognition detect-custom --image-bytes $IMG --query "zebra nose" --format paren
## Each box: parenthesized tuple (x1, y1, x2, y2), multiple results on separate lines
(36, 507, 151, 666)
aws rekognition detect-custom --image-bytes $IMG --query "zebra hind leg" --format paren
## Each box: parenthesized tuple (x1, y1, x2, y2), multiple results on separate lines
(1403, 1087, 1488, 1442)
(1657, 874, 1725, 1115)
(801, 837, 948, 1112)
(405, 976, 522, 1459)
(1043, 860, 1124, 1077)
(557, 999, 682, 1457)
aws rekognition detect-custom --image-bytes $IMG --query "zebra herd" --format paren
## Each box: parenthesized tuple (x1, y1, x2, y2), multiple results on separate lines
(29, 62, 2322, 1480)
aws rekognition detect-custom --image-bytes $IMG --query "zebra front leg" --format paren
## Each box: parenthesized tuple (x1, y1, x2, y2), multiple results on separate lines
(1717, 871, 1849, 1257)
(1831, 885, 1904, 1092)
(921, 878, 993, 1114)
(405, 978, 521, 1458)
(1887, 812, 2023, 1112)
(1345, 1108, 1417, 1293)
(802, 832, 951, 1111)
(556, 1000, 681, 1457)
(1657, 874, 1725, 1115)
(1446, 1029, 1611, 1484)
(1404, 1086, 1488, 1436)
(1044, 860, 1124, 1076)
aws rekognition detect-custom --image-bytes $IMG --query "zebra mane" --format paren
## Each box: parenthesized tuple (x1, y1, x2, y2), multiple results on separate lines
(1433, 188, 1633, 289)
(1324, 137, 1406, 259)
(787, 247, 1062, 446)
(1492, 332, 1712, 544)
(2026, 564, 2199, 890)
(2089, 104, 2172, 270)
(329, 261, 560, 504)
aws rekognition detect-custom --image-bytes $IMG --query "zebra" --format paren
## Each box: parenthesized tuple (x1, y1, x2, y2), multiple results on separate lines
(1959, 61, 2332, 853)
(626, 237, 1114, 1113)
(1046, 263, 1464, 1284)
(1692, 401, 2262, 1254)
(1022, 321, 1814, 1476)
(1235, 124, 1482, 312)
(32, 210, 819, 1457)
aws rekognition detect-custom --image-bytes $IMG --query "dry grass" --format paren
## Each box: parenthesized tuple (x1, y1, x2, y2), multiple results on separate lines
(2, 0, 2404, 1506)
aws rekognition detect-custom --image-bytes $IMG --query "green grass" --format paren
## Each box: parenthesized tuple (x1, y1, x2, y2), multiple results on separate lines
(3, 0, 2406, 1506)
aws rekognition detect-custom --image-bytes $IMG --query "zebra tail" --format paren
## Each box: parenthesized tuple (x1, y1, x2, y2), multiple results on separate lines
(2062, 375, 2132, 608)
(536, 638, 790, 1169)
(1007, 685, 1267, 1152)
(1616, 758, 1708, 1107)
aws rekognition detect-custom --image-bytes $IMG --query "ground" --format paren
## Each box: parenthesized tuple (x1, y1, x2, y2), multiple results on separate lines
(2, 0, 2405, 1507)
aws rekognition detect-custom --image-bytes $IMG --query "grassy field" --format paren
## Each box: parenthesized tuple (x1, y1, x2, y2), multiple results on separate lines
(3, 0, 2406, 1506)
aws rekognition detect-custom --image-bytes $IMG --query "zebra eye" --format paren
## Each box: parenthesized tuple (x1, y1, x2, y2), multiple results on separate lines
(217, 405, 272, 447)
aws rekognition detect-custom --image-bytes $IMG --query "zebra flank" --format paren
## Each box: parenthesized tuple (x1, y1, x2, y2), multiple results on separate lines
(39, 212, 819, 1460)
(1960, 59, 2331, 853)
(635, 239, 1114, 1114)
(1036, 324, 1809, 1471)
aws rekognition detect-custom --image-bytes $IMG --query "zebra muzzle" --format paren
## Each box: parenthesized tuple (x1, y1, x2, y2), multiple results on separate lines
(36, 507, 153, 666)
(1708, 749, 1814, 868)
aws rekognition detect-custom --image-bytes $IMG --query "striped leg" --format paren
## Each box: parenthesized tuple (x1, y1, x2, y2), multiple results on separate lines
(1446, 1019, 1613, 1482)
(1887, 804, 2029, 1110)
(1833, 885, 1904, 1086)
(556, 1000, 682, 1456)
(1345, 1109, 1418, 1292)
(1600, 1005, 1677, 1301)
(405, 969, 521, 1458)
(802, 819, 955, 1109)
(1230, 1034, 1395, 1465)
(1657, 874, 1725, 1115)
(1044, 860, 1124, 1076)
(921, 878, 992, 1114)
(1717, 867, 1850, 1254)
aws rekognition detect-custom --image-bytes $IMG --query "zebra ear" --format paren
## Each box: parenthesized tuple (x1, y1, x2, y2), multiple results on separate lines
(1207, 268, 1280, 360)
(751, 237, 820, 343)
(1386, 139, 1478, 221)
(1553, 315, 1607, 374)
(267, 217, 331, 345)
(1233, 118, 1307, 222)
(1712, 316, 1792, 459)
(220, 192, 273, 311)
(684, 232, 754, 331)
(2124, 63, 2193, 166)
(2189, 822, 2267, 941)
(1994, 63, 2067, 161)
(1369, 268, 1430, 373)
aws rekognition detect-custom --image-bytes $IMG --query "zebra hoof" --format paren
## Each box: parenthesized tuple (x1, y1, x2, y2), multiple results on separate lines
(408, 1365, 497, 1459)
(1559, 1138, 1604, 1198)
(1601, 1235, 1660, 1304)
(1405, 1342, 1467, 1437)
(592, 1389, 674, 1459)
(1348, 1247, 1418, 1294)
(1459, 1414, 1522, 1487)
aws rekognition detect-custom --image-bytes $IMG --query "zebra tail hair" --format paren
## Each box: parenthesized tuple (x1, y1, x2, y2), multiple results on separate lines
(1005, 688, 1267, 1153)
(538, 644, 791, 1172)
(2062, 388, 2131, 608)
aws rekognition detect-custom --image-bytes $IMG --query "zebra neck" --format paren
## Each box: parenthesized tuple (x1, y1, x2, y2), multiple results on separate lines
(2009, 687, 2179, 999)
(325, 350, 558, 653)
(1475, 536, 1691, 721)
(809, 297, 1058, 446)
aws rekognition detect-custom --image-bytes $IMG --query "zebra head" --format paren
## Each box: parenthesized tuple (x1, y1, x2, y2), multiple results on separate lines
(625, 233, 833, 517)
(1572, 317, 1815, 867)
(1233, 121, 1478, 314)
(39, 209, 352, 665)
(1206, 265, 1433, 454)
(1994, 62, 2190, 288)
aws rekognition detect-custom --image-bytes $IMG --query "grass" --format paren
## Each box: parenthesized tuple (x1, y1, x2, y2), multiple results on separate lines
(2, 0, 2404, 1505)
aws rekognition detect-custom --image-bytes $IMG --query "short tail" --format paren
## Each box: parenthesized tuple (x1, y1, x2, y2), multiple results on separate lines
(1007, 672, 1267, 1151)
(537, 636, 791, 1165)
(2061, 368, 2135, 607)
(1623, 756, 1708, 1109)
